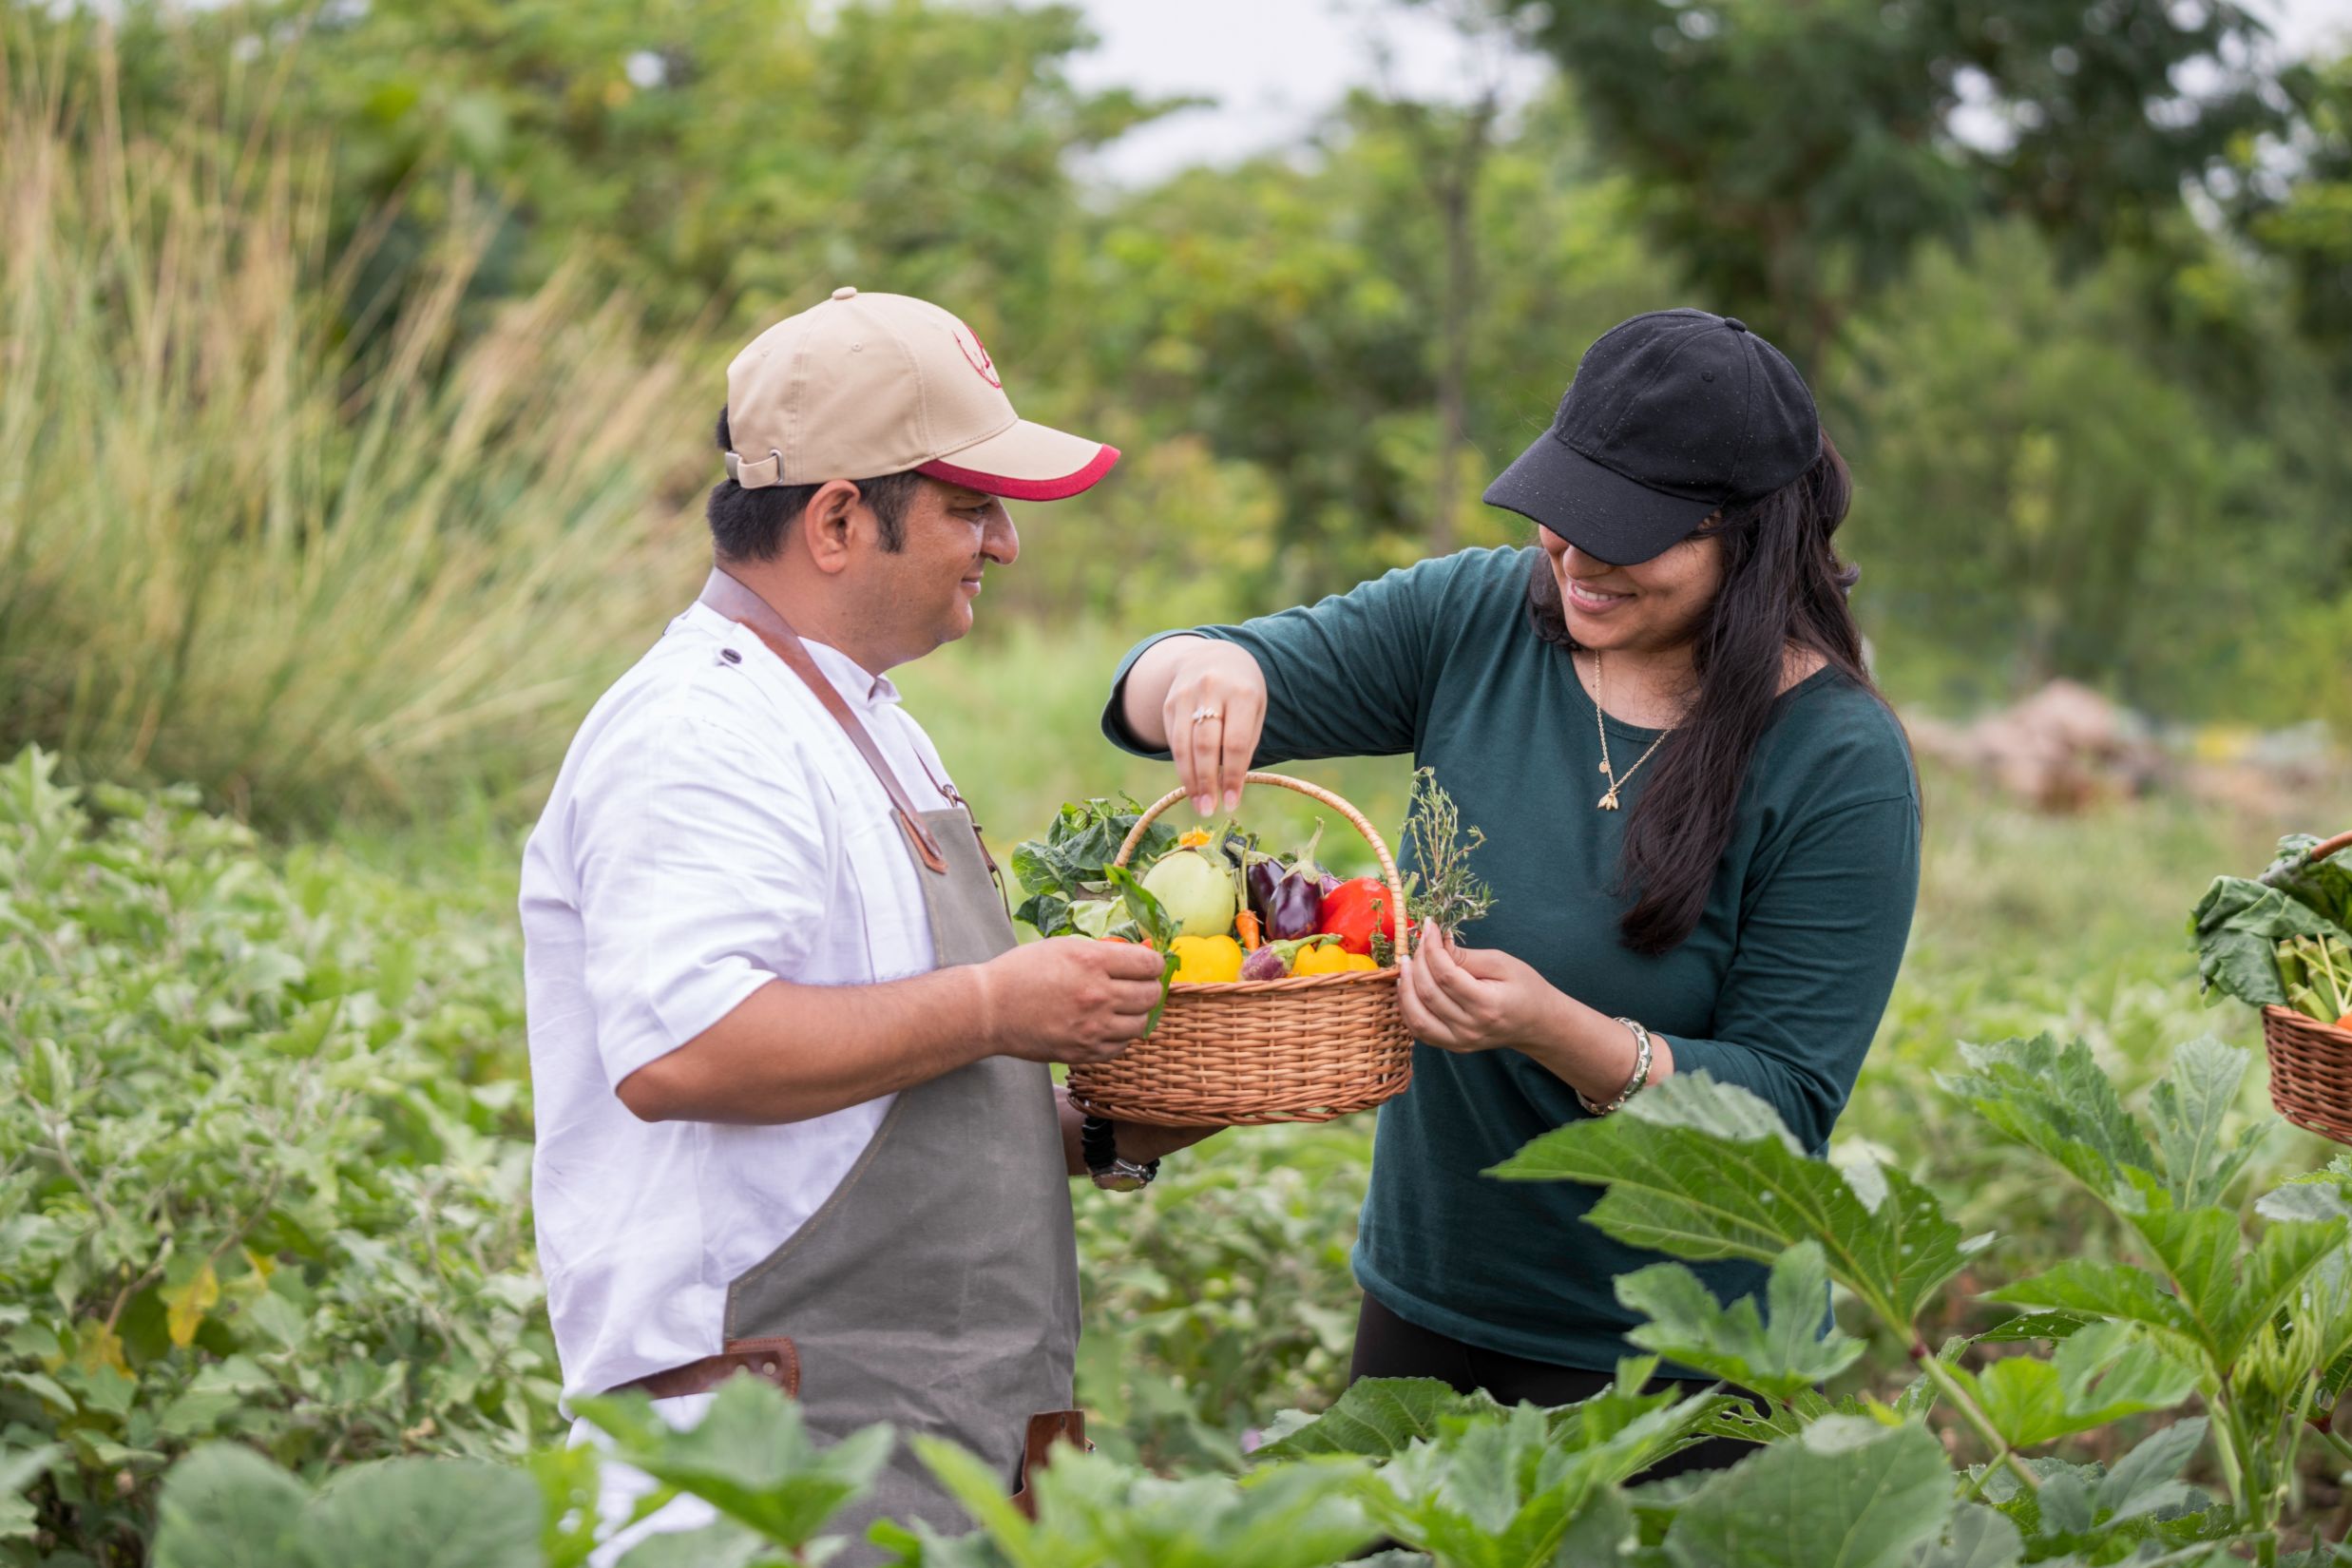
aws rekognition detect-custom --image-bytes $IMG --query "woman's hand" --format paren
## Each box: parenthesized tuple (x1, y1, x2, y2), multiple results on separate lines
(1396, 929, 1560, 1055)
(1158, 641, 1268, 816)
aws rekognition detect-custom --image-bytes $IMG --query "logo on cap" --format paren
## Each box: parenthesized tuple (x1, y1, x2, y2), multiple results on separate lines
(952, 321, 1002, 389)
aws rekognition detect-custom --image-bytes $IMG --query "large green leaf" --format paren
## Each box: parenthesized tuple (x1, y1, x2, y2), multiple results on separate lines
(1959, 1323, 2198, 1450)
(1254, 1378, 1503, 1462)
(1904, 1503, 2023, 1568)
(1982, 1260, 2200, 1345)
(2145, 1037, 2267, 1211)
(0, 1445, 62, 1545)
(299, 1458, 543, 1568)
(2261, 833, 2352, 930)
(1938, 1036, 2158, 1204)
(1616, 1241, 1864, 1404)
(2189, 876, 2337, 1008)
(2120, 1201, 2349, 1369)
(1494, 1072, 1987, 1332)
(2094, 1417, 2208, 1524)
(151, 1444, 308, 1568)
(572, 1378, 889, 1549)
(914, 1438, 1375, 1568)
(1367, 1403, 1623, 1568)
(1662, 1417, 1953, 1568)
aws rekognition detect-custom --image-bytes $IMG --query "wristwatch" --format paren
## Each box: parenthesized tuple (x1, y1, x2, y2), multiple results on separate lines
(1080, 1115, 1158, 1192)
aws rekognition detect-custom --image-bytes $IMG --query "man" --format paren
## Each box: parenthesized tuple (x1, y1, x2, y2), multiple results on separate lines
(520, 287, 1186, 1561)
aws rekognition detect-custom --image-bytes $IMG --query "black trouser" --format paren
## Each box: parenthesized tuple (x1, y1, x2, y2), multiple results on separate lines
(1348, 1292, 1757, 1482)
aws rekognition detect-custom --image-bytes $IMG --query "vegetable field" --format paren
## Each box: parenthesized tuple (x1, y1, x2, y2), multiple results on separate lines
(6, 2, 2352, 1561)
(7, 725, 2351, 1565)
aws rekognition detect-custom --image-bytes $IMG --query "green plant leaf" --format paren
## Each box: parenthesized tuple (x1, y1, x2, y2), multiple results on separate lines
(297, 1458, 542, 1568)
(1494, 1072, 1987, 1333)
(1982, 1260, 2200, 1344)
(1368, 1403, 1619, 1568)
(1616, 1241, 1865, 1404)
(611, 1520, 781, 1568)
(0, 1445, 62, 1545)
(573, 1379, 889, 1550)
(2189, 876, 2337, 1008)
(1938, 1035, 2159, 1204)
(1960, 1323, 2198, 1449)
(924, 1440, 1375, 1568)
(2145, 1037, 2267, 1210)
(1662, 1416, 1953, 1568)
(2094, 1417, 2207, 1523)
(2120, 1203, 2349, 1369)
(1252, 1378, 1501, 1462)
(1904, 1502, 2023, 1568)
(151, 1444, 308, 1568)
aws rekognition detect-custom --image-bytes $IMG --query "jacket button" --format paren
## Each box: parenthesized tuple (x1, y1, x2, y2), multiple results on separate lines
(721, 648, 741, 663)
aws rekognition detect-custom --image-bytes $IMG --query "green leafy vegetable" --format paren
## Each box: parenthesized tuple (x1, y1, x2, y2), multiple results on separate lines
(1105, 865, 1182, 1036)
(1011, 797, 1176, 937)
(2190, 833, 2352, 1018)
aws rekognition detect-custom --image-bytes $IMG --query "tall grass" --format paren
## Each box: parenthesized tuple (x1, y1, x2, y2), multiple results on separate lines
(0, 40, 701, 825)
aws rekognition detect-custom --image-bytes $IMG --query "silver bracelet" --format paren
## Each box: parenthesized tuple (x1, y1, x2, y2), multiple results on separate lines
(1578, 1017, 1654, 1117)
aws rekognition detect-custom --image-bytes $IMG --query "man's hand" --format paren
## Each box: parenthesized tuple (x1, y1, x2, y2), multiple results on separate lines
(978, 937, 1168, 1063)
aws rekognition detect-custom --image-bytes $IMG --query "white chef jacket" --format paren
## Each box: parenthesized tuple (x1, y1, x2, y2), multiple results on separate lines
(521, 599, 961, 1402)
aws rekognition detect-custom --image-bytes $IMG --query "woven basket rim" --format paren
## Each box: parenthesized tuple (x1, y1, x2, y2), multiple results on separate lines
(1167, 965, 1399, 996)
(2263, 1003, 2352, 1045)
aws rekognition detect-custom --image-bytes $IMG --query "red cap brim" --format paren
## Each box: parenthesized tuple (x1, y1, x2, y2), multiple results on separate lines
(918, 443, 1120, 502)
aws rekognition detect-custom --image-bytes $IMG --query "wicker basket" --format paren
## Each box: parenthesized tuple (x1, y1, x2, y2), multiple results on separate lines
(2262, 828, 2352, 1146)
(1063, 772, 1414, 1128)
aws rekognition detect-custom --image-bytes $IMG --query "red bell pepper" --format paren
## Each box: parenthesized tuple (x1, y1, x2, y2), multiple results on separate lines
(1318, 877, 1407, 956)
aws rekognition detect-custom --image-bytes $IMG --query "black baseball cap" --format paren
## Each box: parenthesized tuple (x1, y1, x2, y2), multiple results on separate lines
(1482, 309, 1820, 565)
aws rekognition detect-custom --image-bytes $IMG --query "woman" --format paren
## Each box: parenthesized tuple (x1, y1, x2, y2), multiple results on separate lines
(1101, 310, 1919, 1475)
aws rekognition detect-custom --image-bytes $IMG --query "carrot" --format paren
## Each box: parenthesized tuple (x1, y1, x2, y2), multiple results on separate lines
(1235, 909, 1263, 950)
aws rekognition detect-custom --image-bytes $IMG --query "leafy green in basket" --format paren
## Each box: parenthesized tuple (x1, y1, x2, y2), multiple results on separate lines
(1010, 796, 1176, 938)
(1105, 865, 1182, 1037)
(2191, 832, 2352, 1023)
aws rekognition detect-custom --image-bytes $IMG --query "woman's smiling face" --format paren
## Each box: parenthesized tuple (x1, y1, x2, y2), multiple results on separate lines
(1539, 524, 1724, 657)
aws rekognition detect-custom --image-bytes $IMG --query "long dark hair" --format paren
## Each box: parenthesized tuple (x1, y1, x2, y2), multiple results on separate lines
(1528, 429, 1893, 954)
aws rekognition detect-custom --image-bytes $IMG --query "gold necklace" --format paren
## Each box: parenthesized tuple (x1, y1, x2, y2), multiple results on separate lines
(1591, 650, 1673, 811)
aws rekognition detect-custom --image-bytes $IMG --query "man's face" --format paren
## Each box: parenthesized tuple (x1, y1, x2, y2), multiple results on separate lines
(860, 480, 1019, 660)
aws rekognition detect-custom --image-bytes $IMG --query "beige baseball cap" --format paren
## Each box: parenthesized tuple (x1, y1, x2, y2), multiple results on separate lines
(721, 286, 1119, 501)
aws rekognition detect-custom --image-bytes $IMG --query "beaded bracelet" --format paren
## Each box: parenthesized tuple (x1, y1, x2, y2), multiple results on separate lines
(1578, 1017, 1654, 1117)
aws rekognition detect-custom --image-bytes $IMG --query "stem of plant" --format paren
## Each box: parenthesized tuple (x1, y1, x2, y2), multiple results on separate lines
(1915, 1348, 2041, 1495)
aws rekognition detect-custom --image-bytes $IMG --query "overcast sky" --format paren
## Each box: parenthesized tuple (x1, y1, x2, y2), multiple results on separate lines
(1064, 0, 2352, 187)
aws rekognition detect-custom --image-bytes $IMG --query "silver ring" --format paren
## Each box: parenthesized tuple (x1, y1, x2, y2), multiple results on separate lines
(1190, 707, 1218, 726)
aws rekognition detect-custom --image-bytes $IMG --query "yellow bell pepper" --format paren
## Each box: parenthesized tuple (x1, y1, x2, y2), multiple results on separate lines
(1168, 933, 1246, 984)
(1291, 942, 1377, 977)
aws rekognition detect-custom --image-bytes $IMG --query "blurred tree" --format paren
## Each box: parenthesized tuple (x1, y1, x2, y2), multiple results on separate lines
(1060, 86, 1661, 601)
(1839, 221, 2346, 716)
(1351, 0, 1540, 553)
(62, 0, 1176, 342)
(1512, 0, 2295, 370)
(2226, 49, 2352, 355)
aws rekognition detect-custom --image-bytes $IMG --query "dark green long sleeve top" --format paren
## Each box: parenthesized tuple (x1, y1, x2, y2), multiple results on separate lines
(1102, 545, 1921, 1371)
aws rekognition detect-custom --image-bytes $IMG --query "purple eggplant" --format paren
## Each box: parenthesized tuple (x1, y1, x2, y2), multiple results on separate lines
(1246, 823, 1331, 941)
(1238, 944, 1290, 982)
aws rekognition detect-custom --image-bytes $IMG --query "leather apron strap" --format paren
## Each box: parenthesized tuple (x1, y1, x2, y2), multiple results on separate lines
(698, 567, 952, 874)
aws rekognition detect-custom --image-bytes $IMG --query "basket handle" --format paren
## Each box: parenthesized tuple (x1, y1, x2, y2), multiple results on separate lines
(2313, 830, 2352, 863)
(1112, 772, 1410, 955)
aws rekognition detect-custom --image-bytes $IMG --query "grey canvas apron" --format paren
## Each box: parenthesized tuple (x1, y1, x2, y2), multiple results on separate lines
(646, 570, 1083, 1560)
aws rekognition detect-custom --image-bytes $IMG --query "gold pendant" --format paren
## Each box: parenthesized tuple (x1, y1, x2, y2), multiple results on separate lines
(1598, 791, 1620, 811)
